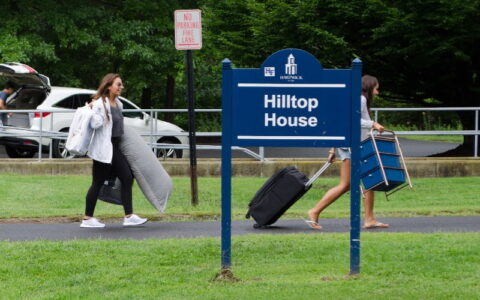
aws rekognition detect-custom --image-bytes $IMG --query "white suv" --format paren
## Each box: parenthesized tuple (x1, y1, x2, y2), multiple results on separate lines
(0, 62, 188, 158)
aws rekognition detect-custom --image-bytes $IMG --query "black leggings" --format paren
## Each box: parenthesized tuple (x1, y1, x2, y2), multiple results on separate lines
(85, 138, 133, 217)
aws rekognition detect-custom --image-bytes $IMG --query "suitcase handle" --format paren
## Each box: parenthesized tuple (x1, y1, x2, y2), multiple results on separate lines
(305, 161, 332, 187)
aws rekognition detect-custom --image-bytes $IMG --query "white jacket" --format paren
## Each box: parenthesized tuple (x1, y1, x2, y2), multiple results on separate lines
(87, 97, 123, 164)
(65, 106, 94, 155)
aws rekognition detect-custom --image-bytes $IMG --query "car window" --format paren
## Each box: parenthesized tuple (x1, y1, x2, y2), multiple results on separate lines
(53, 96, 75, 109)
(120, 99, 143, 119)
(77, 94, 92, 108)
(54, 94, 93, 109)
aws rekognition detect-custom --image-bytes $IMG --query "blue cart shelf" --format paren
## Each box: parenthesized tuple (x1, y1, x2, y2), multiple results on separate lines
(360, 130, 412, 196)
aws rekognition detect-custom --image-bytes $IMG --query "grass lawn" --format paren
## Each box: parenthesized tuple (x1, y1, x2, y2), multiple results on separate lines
(385, 124, 464, 143)
(0, 175, 478, 220)
(401, 135, 462, 143)
(2, 233, 479, 299)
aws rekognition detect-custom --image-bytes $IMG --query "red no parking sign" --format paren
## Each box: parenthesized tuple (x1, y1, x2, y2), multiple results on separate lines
(174, 10, 202, 50)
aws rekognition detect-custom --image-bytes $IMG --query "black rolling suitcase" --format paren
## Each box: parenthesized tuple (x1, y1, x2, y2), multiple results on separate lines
(246, 161, 331, 228)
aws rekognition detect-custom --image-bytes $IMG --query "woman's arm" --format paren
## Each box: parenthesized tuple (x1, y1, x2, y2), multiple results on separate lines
(360, 96, 384, 133)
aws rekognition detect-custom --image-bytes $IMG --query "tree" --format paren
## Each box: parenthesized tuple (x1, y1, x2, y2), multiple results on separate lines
(370, 0, 480, 154)
(0, 0, 188, 113)
(200, 0, 480, 154)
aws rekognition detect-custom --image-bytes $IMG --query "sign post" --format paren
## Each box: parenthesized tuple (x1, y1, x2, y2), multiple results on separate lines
(221, 48, 362, 274)
(175, 9, 202, 205)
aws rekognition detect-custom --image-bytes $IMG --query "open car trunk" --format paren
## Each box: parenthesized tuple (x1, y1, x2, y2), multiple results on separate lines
(5, 87, 47, 128)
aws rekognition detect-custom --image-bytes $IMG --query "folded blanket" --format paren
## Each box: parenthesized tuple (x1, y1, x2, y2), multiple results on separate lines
(118, 126, 172, 212)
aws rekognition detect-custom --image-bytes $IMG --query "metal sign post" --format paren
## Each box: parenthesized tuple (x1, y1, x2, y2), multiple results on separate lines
(175, 9, 202, 205)
(221, 48, 362, 274)
(186, 50, 198, 206)
(349, 58, 362, 274)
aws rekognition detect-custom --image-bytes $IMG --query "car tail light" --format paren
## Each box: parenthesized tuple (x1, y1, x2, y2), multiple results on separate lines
(22, 64, 38, 73)
(34, 112, 51, 118)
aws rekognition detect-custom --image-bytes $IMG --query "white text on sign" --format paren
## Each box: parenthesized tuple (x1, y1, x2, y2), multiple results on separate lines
(264, 94, 318, 127)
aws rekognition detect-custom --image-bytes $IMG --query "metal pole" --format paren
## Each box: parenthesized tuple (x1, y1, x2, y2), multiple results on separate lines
(350, 58, 363, 275)
(49, 112, 54, 159)
(221, 58, 233, 269)
(150, 109, 154, 157)
(38, 114, 43, 162)
(475, 110, 478, 158)
(186, 50, 199, 205)
(154, 111, 158, 157)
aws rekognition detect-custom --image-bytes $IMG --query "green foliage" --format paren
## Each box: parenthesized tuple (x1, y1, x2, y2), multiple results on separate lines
(0, 0, 187, 105)
(371, 0, 480, 108)
(1, 0, 479, 135)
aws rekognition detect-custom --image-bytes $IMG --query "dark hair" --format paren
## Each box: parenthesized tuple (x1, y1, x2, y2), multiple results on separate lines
(92, 73, 121, 122)
(361, 75, 379, 110)
(92, 73, 121, 101)
(4, 81, 15, 90)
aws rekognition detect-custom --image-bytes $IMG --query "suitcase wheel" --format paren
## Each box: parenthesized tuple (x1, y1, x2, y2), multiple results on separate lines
(253, 223, 268, 229)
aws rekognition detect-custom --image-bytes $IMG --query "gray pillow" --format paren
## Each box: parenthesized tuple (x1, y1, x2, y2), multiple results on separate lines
(119, 126, 173, 212)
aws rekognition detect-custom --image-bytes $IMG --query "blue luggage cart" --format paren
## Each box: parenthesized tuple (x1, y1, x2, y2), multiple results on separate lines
(360, 130, 412, 197)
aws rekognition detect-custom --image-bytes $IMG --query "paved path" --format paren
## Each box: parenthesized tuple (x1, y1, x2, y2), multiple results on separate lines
(1, 216, 478, 241)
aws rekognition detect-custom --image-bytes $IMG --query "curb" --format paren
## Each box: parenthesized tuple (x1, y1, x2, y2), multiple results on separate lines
(1, 157, 480, 177)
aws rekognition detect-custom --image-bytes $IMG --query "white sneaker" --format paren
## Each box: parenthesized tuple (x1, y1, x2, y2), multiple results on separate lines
(80, 217, 105, 228)
(123, 214, 148, 226)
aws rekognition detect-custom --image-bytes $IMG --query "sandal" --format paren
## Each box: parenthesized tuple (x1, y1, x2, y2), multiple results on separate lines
(304, 219, 322, 230)
(363, 222, 389, 229)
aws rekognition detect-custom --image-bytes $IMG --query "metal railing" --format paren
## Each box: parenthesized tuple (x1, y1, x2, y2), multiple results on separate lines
(371, 107, 478, 158)
(0, 108, 265, 161)
(1, 107, 479, 160)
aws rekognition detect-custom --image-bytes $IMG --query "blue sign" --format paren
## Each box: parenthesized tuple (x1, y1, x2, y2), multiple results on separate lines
(229, 49, 355, 147)
(221, 48, 362, 275)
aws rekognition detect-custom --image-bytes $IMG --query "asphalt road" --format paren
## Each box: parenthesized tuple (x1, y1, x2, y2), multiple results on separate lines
(0, 138, 460, 159)
(1, 216, 478, 241)
(197, 138, 460, 158)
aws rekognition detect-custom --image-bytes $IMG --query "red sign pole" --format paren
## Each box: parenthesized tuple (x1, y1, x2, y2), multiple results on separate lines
(175, 10, 202, 206)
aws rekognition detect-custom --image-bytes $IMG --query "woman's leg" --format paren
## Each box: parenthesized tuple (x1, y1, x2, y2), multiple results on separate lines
(363, 190, 389, 228)
(307, 159, 351, 228)
(110, 144, 134, 216)
(85, 160, 111, 217)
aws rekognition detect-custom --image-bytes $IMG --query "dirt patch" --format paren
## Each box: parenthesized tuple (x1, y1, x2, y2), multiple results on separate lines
(320, 276, 336, 281)
(212, 268, 240, 282)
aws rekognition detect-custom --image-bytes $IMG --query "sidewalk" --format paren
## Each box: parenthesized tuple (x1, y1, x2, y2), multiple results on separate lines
(1, 216, 478, 241)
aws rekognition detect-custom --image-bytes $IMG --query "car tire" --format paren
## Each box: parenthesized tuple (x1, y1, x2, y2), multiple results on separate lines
(156, 137, 183, 159)
(52, 128, 76, 159)
(5, 145, 36, 158)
